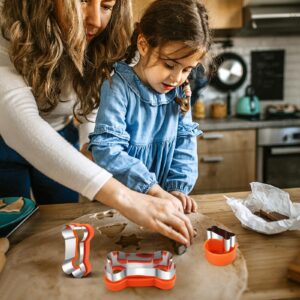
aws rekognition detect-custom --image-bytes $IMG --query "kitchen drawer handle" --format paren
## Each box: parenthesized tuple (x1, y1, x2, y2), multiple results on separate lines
(201, 156, 224, 163)
(271, 147, 300, 155)
(202, 134, 224, 140)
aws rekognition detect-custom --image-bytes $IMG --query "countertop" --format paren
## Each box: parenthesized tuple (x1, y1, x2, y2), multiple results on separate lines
(5, 188, 300, 300)
(195, 117, 300, 131)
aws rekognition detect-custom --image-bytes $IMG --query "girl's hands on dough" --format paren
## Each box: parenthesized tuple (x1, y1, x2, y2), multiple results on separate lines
(95, 178, 194, 247)
(148, 184, 184, 213)
(169, 191, 198, 214)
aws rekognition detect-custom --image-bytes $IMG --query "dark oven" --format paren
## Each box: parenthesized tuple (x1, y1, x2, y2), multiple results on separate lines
(257, 127, 300, 188)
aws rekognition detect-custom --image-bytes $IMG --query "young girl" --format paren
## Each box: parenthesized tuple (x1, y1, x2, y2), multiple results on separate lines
(89, 0, 211, 213)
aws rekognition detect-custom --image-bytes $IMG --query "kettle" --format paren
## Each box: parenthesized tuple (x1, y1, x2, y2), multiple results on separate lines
(236, 85, 260, 120)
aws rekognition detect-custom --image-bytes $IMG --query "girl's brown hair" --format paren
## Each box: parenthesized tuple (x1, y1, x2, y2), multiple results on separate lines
(0, 0, 132, 118)
(125, 0, 211, 72)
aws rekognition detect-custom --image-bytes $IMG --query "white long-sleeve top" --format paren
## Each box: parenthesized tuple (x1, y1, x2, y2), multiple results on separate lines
(0, 34, 112, 200)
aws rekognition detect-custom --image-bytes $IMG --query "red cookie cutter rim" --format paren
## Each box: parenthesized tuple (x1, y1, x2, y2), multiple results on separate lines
(104, 274, 176, 291)
(204, 239, 238, 266)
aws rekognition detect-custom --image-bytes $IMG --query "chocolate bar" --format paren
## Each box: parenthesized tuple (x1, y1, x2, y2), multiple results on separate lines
(207, 226, 236, 252)
(254, 210, 289, 222)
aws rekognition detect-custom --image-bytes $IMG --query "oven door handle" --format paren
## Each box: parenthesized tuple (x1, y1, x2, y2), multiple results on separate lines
(271, 147, 300, 155)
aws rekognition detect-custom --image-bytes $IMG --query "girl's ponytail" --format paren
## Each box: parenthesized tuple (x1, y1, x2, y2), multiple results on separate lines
(125, 23, 140, 64)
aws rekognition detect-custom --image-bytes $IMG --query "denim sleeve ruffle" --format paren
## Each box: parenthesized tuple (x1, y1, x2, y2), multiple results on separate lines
(164, 110, 202, 194)
(177, 121, 203, 138)
(89, 128, 157, 193)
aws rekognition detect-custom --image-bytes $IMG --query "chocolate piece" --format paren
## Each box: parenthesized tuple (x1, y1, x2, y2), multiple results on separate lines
(207, 226, 236, 252)
(254, 210, 289, 222)
(172, 241, 187, 255)
(207, 226, 235, 240)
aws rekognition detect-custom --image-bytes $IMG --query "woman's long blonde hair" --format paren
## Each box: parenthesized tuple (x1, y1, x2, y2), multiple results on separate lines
(0, 0, 132, 118)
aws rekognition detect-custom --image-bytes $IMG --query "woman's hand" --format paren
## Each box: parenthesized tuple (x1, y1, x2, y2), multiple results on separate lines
(95, 178, 194, 247)
(169, 191, 198, 214)
(147, 184, 184, 213)
(80, 142, 93, 161)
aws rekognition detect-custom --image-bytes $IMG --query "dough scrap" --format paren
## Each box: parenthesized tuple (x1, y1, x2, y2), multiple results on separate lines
(0, 197, 24, 213)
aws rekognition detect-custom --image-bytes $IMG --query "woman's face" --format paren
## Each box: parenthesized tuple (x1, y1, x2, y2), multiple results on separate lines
(81, 0, 116, 41)
(55, 0, 117, 42)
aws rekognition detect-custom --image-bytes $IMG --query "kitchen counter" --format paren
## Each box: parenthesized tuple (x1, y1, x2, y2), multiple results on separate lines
(5, 188, 300, 300)
(195, 117, 300, 131)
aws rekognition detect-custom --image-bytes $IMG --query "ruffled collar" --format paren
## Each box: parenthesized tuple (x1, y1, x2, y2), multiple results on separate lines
(113, 61, 180, 106)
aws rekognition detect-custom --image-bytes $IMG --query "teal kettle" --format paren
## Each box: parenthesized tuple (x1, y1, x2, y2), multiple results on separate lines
(236, 85, 260, 120)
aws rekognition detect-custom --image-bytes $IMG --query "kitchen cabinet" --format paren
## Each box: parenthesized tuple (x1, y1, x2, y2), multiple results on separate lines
(192, 129, 256, 194)
(203, 0, 243, 29)
(132, 0, 243, 29)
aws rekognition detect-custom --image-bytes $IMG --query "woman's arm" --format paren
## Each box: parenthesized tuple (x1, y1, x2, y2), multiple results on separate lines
(0, 48, 112, 200)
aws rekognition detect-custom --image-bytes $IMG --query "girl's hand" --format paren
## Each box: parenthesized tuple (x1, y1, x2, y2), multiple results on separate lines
(80, 142, 93, 161)
(169, 191, 198, 214)
(95, 178, 193, 247)
(147, 184, 184, 213)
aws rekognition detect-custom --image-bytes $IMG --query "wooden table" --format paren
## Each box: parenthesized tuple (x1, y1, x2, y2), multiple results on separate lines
(7, 188, 300, 300)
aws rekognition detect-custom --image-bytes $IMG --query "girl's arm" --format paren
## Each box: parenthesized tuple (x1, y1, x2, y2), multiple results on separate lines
(164, 109, 202, 194)
(89, 77, 158, 194)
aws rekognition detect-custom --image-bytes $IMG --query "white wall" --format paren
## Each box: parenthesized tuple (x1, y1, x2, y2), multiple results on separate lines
(202, 35, 300, 116)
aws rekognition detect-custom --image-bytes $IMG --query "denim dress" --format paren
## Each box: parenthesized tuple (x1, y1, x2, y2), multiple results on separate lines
(89, 62, 202, 194)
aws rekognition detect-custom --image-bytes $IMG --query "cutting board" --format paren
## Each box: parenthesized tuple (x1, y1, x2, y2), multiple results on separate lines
(0, 210, 248, 300)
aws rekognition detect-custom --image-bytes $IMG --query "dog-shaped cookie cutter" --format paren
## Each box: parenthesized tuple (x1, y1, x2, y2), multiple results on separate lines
(207, 226, 236, 252)
(104, 250, 176, 291)
(62, 223, 94, 278)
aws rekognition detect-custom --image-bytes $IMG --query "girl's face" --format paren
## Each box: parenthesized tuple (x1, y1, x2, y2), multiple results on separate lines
(55, 0, 116, 42)
(135, 38, 203, 94)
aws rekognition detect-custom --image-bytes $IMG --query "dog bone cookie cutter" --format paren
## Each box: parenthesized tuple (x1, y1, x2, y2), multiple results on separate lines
(207, 225, 236, 252)
(62, 223, 94, 278)
(104, 250, 176, 291)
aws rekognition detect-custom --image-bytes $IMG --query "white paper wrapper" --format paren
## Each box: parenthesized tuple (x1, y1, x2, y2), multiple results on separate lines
(225, 182, 300, 234)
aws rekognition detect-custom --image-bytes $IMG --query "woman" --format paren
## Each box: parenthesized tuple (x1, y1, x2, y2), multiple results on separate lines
(0, 0, 193, 246)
